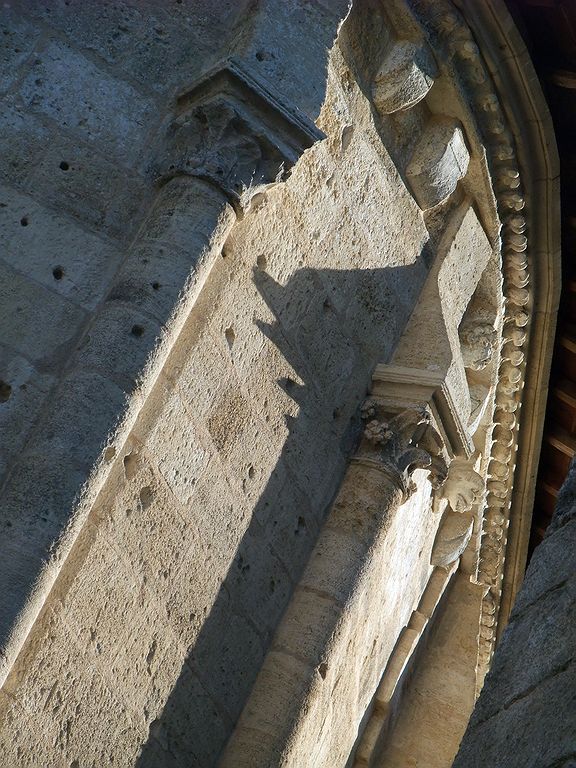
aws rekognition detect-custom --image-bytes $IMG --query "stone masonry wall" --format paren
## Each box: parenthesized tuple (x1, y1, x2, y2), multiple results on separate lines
(453, 459, 576, 768)
(0, 3, 440, 766)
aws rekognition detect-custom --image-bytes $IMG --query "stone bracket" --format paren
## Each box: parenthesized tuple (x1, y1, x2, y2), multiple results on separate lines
(371, 363, 474, 459)
(156, 58, 325, 203)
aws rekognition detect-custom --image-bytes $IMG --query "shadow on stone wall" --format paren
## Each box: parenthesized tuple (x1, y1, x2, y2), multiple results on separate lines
(135, 257, 430, 766)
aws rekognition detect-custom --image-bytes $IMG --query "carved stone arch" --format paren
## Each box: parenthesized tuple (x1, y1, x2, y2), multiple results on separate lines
(218, 1, 559, 766)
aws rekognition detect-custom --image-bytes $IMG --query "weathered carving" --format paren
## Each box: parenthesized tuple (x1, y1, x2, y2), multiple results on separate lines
(441, 458, 484, 514)
(372, 40, 437, 114)
(431, 458, 484, 569)
(357, 401, 448, 498)
(431, 512, 474, 568)
(162, 98, 284, 200)
(460, 321, 498, 371)
(156, 60, 323, 206)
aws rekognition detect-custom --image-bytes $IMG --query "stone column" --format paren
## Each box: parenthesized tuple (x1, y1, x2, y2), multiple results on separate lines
(0, 61, 322, 688)
(219, 404, 447, 767)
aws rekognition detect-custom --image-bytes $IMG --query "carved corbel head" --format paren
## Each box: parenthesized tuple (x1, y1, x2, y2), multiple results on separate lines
(459, 321, 498, 371)
(441, 457, 484, 513)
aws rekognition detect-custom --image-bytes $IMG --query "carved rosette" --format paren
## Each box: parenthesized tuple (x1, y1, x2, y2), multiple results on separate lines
(409, 0, 533, 684)
(354, 400, 448, 500)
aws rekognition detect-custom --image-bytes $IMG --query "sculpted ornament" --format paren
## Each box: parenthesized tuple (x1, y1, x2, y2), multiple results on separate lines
(432, 458, 485, 568)
(460, 321, 498, 371)
(441, 458, 484, 513)
(358, 401, 448, 498)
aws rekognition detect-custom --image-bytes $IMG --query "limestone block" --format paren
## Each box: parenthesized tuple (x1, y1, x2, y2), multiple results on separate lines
(226, 529, 294, 636)
(406, 119, 470, 210)
(272, 586, 341, 667)
(31, 371, 126, 471)
(300, 527, 368, 605)
(0, 346, 55, 478)
(109, 610, 185, 728)
(0, 97, 49, 184)
(144, 663, 229, 766)
(0, 261, 87, 366)
(189, 604, 266, 723)
(0, 690, 51, 767)
(258, 471, 319, 582)
(49, 666, 144, 765)
(142, 389, 210, 507)
(239, 340, 301, 443)
(61, 525, 142, 663)
(234, 650, 313, 738)
(0, 187, 123, 310)
(282, 409, 347, 513)
(20, 40, 155, 164)
(27, 136, 152, 242)
(175, 327, 233, 420)
(206, 384, 254, 457)
(104, 461, 192, 607)
(372, 41, 436, 115)
(208, 285, 270, 385)
(143, 176, 231, 253)
(110, 242, 202, 325)
(0, 8, 41, 92)
(74, 301, 161, 388)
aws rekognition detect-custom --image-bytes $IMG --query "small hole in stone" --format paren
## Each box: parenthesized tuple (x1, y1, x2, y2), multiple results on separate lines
(104, 446, 116, 462)
(248, 465, 255, 479)
(139, 486, 154, 509)
(52, 265, 64, 280)
(131, 324, 144, 337)
(295, 516, 307, 535)
(123, 452, 139, 480)
(59, 161, 69, 171)
(0, 381, 12, 402)
(151, 281, 160, 290)
(225, 327, 235, 350)
(256, 254, 267, 270)
(318, 662, 328, 680)
(20, 216, 28, 226)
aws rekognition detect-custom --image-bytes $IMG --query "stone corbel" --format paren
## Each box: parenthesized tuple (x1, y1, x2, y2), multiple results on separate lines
(155, 59, 324, 209)
(431, 458, 484, 570)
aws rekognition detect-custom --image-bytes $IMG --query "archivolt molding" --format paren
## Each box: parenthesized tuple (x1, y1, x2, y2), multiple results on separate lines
(394, 0, 553, 687)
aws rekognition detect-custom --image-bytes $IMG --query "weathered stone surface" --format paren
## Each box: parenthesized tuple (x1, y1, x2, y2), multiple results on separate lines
(20, 40, 156, 164)
(406, 119, 470, 210)
(0, 2, 542, 767)
(373, 41, 436, 114)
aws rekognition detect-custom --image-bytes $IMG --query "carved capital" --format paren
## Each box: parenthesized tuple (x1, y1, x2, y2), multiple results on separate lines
(354, 401, 448, 498)
(156, 60, 323, 206)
